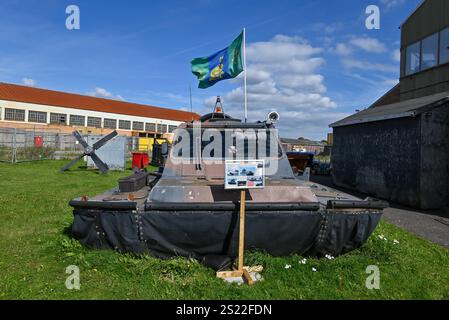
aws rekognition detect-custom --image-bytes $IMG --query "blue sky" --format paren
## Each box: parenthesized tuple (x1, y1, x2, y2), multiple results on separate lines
(0, 0, 421, 139)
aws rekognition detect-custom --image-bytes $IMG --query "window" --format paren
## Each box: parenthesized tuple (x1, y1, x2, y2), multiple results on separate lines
(405, 41, 421, 76)
(28, 111, 47, 123)
(440, 27, 449, 65)
(132, 121, 144, 131)
(87, 116, 101, 128)
(104, 118, 117, 129)
(168, 125, 177, 133)
(50, 113, 67, 125)
(421, 33, 438, 70)
(4, 108, 25, 121)
(118, 120, 131, 130)
(145, 123, 157, 132)
(161, 124, 168, 133)
(404, 27, 449, 76)
(173, 129, 283, 160)
(69, 115, 85, 126)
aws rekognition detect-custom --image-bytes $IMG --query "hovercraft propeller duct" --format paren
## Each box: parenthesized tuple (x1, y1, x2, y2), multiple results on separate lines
(61, 130, 118, 174)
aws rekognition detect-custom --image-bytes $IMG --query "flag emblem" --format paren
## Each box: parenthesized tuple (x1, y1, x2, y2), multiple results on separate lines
(191, 32, 244, 89)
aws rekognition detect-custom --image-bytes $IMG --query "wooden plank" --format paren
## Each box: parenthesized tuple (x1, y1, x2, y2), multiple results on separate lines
(242, 268, 254, 286)
(216, 270, 243, 279)
(238, 190, 245, 272)
(244, 265, 263, 273)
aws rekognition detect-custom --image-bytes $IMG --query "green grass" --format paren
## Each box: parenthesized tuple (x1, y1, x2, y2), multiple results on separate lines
(0, 160, 448, 300)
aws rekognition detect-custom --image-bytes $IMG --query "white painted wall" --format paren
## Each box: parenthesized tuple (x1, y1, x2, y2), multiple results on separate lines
(0, 99, 185, 132)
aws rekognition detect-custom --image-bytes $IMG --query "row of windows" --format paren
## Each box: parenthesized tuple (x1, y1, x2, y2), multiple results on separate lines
(69, 115, 85, 126)
(133, 121, 144, 131)
(4, 108, 25, 121)
(50, 113, 67, 124)
(104, 118, 117, 129)
(119, 120, 131, 130)
(87, 116, 102, 128)
(146, 122, 156, 132)
(1, 108, 176, 132)
(28, 111, 47, 123)
(405, 26, 449, 76)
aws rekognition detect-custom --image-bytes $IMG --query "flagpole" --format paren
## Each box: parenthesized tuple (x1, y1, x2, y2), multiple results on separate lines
(189, 84, 194, 121)
(243, 27, 248, 123)
(189, 85, 193, 113)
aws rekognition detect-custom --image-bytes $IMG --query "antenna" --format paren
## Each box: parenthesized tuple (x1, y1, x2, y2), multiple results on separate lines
(214, 96, 224, 113)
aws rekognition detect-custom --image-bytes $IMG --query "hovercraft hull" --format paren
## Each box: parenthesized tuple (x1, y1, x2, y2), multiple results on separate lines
(71, 207, 382, 259)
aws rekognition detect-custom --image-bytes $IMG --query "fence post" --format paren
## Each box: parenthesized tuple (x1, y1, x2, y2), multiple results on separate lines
(12, 128, 16, 164)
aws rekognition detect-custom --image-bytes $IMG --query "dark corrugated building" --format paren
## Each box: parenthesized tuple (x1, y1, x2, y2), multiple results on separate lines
(330, 0, 449, 209)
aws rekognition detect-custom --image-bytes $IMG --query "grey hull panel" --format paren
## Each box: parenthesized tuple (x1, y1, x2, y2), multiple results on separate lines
(72, 209, 382, 259)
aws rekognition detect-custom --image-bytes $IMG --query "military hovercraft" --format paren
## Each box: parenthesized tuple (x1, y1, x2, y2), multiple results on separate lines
(69, 108, 387, 264)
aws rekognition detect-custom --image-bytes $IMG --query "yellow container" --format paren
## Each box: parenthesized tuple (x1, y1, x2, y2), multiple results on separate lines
(138, 138, 154, 152)
(138, 137, 168, 152)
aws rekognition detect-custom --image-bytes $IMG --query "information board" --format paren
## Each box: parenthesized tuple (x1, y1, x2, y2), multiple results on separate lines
(224, 160, 265, 190)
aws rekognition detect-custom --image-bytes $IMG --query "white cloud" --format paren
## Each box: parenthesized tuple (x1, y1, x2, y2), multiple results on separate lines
(334, 43, 352, 56)
(330, 37, 398, 77)
(88, 87, 124, 101)
(22, 78, 36, 87)
(203, 34, 343, 139)
(380, 0, 406, 9)
(246, 35, 321, 64)
(392, 49, 401, 62)
(349, 37, 387, 53)
(342, 58, 397, 73)
(277, 74, 327, 93)
(383, 78, 399, 87)
(311, 22, 343, 35)
(346, 73, 398, 88)
(245, 69, 272, 85)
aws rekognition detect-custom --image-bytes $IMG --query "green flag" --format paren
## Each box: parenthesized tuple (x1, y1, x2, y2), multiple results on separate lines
(191, 32, 244, 89)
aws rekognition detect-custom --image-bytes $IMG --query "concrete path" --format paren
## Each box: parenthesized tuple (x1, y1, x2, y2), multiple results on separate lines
(382, 206, 449, 248)
(310, 175, 449, 249)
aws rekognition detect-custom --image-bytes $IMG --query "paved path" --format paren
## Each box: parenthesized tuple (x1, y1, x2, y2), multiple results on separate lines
(310, 175, 449, 249)
(382, 207, 449, 248)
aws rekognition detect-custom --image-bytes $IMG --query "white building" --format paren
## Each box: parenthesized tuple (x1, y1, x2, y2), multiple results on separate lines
(0, 82, 198, 136)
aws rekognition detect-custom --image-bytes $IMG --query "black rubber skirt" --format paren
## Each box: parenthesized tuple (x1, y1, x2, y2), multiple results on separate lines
(71, 209, 382, 259)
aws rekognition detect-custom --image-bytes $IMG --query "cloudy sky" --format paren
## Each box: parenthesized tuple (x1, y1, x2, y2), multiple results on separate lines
(0, 0, 421, 139)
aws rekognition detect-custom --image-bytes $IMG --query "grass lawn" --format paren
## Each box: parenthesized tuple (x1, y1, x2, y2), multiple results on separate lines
(0, 160, 448, 300)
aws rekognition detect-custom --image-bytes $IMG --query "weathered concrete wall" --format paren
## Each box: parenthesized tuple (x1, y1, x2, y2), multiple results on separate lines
(419, 104, 449, 209)
(332, 117, 422, 207)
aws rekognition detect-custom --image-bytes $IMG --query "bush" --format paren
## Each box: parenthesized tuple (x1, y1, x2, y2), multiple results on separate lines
(15, 146, 56, 161)
(0, 146, 13, 162)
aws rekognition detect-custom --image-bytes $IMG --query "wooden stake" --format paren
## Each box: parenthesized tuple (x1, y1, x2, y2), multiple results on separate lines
(238, 190, 245, 272)
(216, 189, 254, 286)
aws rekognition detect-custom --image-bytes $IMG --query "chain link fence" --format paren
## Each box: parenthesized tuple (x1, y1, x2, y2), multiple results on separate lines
(0, 127, 142, 163)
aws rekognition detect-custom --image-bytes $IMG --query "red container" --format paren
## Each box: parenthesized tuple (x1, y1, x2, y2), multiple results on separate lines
(142, 153, 149, 167)
(132, 152, 149, 170)
(34, 136, 43, 148)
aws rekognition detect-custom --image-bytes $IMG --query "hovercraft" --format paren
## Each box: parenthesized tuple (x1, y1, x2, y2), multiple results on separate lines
(69, 111, 387, 266)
